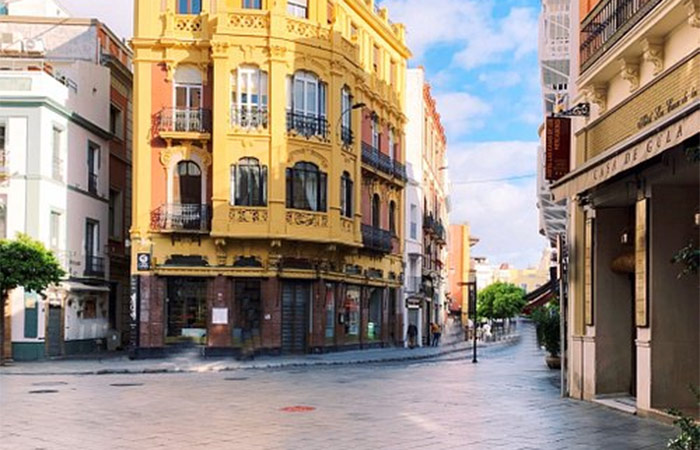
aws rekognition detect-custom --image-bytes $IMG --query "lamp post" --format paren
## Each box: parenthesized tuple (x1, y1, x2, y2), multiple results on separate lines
(459, 280, 478, 363)
(336, 102, 366, 143)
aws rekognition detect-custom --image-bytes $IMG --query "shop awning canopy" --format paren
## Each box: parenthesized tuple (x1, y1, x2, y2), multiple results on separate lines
(522, 280, 557, 315)
(551, 106, 699, 201)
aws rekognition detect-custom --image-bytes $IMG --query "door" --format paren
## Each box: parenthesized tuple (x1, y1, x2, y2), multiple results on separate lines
(176, 161, 202, 230)
(282, 282, 310, 354)
(174, 84, 202, 131)
(47, 304, 62, 357)
(166, 278, 207, 345)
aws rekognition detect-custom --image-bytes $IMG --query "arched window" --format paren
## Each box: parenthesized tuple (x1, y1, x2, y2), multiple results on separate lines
(230, 157, 267, 207)
(372, 193, 381, 228)
(286, 162, 327, 212)
(177, 0, 202, 14)
(340, 171, 353, 218)
(286, 71, 328, 138)
(389, 200, 396, 235)
(176, 161, 202, 205)
(232, 66, 268, 128)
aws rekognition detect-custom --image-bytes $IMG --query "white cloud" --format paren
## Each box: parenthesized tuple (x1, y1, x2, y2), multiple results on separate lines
(383, 0, 538, 69)
(448, 141, 547, 268)
(59, 0, 133, 39)
(433, 92, 492, 138)
(477, 71, 522, 89)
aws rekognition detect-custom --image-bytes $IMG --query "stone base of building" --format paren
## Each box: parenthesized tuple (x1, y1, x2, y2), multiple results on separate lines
(131, 274, 403, 358)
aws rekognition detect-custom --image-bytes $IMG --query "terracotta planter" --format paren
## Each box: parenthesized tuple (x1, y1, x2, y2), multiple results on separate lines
(545, 355, 561, 369)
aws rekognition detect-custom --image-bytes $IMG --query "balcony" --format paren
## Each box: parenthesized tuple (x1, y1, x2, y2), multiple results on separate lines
(580, 0, 663, 72)
(361, 224, 392, 253)
(362, 142, 406, 182)
(286, 111, 329, 140)
(423, 213, 435, 231)
(84, 255, 105, 277)
(151, 203, 211, 233)
(341, 126, 354, 147)
(435, 221, 446, 244)
(231, 105, 268, 130)
(156, 108, 212, 137)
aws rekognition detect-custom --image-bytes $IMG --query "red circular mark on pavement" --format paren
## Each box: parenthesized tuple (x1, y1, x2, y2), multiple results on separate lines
(280, 406, 316, 413)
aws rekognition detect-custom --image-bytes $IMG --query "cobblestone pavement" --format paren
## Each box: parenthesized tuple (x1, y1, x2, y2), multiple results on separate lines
(0, 322, 675, 450)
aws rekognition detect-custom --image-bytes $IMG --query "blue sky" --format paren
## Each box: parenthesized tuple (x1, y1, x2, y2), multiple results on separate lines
(61, 0, 548, 268)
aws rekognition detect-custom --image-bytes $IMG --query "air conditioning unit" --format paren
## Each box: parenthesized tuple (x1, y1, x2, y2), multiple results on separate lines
(23, 38, 46, 55)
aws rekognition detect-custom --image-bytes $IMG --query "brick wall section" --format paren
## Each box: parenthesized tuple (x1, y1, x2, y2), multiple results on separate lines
(139, 275, 165, 348)
(208, 276, 232, 347)
(261, 278, 281, 351)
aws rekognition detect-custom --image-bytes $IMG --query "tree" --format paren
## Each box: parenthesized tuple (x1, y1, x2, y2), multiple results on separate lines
(0, 234, 65, 362)
(477, 282, 527, 321)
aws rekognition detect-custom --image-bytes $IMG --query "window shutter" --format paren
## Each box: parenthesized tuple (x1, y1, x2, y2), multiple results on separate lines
(348, 179, 353, 218)
(261, 165, 268, 206)
(286, 168, 293, 208)
(230, 165, 236, 206)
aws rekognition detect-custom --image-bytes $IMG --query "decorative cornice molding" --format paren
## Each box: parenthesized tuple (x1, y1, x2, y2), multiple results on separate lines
(585, 83, 608, 114)
(685, 0, 700, 28)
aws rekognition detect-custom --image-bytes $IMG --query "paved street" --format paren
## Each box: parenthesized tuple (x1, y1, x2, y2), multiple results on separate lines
(0, 322, 674, 450)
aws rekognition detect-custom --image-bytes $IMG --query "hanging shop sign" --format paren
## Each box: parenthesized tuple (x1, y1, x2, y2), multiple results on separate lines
(136, 253, 151, 271)
(545, 117, 571, 181)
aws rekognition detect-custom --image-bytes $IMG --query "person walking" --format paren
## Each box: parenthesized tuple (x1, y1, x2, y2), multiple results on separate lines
(434, 322, 442, 346)
(430, 322, 439, 347)
(407, 323, 418, 349)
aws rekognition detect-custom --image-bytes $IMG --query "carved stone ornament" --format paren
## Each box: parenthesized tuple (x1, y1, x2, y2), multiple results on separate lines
(228, 208, 269, 223)
(619, 58, 640, 92)
(641, 38, 664, 76)
(268, 45, 287, 59)
(685, 0, 700, 28)
(160, 144, 212, 168)
(586, 83, 608, 114)
(286, 211, 329, 227)
(211, 41, 230, 57)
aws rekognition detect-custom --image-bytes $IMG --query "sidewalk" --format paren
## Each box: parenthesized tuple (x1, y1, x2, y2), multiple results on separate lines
(0, 333, 520, 376)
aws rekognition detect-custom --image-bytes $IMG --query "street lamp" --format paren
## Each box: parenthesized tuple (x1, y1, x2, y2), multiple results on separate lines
(336, 102, 366, 143)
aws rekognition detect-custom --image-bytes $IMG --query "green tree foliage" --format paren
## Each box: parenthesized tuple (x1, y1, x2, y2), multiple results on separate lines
(0, 234, 64, 360)
(477, 282, 527, 321)
(0, 234, 65, 298)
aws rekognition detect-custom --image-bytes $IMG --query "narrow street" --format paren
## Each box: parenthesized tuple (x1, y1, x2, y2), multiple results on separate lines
(0, 322, 674, 449)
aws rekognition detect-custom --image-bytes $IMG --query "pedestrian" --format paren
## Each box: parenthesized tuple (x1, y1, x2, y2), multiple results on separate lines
(434, 323, 442, 346)
(430, 322, 439, 347)
(407, 323, 418, 349)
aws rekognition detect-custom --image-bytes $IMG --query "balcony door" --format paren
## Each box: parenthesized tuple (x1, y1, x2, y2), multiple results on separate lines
(174, 84, 202, 132)
(176, 161, 202, 230)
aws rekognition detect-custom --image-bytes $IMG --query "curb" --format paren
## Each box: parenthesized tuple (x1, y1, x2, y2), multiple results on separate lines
(0, 334, 520, 377)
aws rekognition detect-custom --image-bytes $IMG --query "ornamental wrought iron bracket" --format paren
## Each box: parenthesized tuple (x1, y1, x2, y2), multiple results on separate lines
(555, 102, 591, 117)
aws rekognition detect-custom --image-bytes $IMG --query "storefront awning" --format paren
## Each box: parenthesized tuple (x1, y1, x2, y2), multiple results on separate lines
(551, 106, 699, 201)
(62, 281, 110, 293)
(522, 281, 557, 315)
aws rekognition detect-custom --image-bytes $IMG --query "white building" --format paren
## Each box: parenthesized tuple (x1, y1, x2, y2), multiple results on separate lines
(0, 0, 131, 360)
(403, 68, 450, 347)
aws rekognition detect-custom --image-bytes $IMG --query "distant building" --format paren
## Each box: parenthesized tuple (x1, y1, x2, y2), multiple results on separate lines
(473, 251, 551, 295)
(447, 223, 478, 324)
(403, 68, 449, 347)
(0, 0, 133, 360)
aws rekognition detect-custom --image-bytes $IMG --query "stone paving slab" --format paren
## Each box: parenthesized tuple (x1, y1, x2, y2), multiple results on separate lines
(0, 333, 519, 376)
(0, 321, 675, 449)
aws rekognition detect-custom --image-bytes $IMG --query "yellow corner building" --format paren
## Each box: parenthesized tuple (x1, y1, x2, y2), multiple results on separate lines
(130, 0, 410, 356)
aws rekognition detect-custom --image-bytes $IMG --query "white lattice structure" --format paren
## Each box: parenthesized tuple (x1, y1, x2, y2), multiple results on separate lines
(537, 0, 570, 246)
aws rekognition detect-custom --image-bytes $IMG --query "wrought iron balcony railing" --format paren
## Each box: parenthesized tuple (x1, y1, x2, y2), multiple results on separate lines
(286, 111, 330, 139)
(361, 224, 392, 253)
(231, 105, 268, 129)
(156, 108, 212, 134)
(151, 203, 211, 233)
(393, 160, 407, 181)
(423, 213, 435, 231)
(362, 142, 380, 167)
(341, 125, 354, 146)
(580, 0, 663, 72)
(85, 255, 105, 277)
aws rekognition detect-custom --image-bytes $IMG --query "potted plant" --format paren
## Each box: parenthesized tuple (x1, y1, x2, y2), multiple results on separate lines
(530, 303, 561, 369)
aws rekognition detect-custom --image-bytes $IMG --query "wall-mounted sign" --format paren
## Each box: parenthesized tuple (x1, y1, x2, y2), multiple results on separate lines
(136, 253, 151, 271)
(212, 307, 228, 325)
(545, 117, 571, 181)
